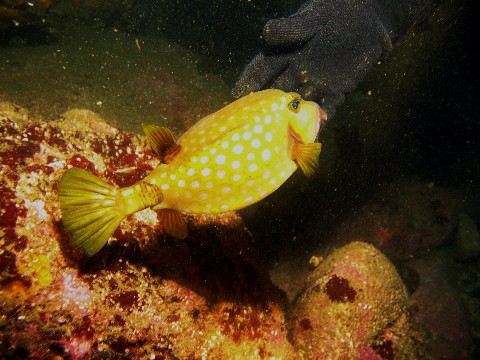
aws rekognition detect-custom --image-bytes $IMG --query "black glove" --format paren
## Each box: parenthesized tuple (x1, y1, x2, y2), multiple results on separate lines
(233, 0, 440, 116)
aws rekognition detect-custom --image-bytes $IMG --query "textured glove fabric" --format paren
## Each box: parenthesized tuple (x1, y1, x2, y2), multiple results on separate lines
(233, 0, 440, 116)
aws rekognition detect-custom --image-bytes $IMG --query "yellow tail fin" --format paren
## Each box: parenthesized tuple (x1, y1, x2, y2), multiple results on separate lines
(58, 168, 126, 256)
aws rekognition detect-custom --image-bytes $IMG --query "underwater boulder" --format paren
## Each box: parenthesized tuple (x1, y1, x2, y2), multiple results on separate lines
(407, 252, 472, 360)
(290, 241, 425, 359)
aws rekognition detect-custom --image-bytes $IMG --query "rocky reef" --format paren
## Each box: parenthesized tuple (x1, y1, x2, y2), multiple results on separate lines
(0, 103, 436, 359)
(0, 103, 293, 358)
(1, 102, 477, 358)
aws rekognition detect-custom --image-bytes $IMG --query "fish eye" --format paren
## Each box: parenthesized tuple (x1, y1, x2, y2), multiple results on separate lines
(289, 99, 301, 112)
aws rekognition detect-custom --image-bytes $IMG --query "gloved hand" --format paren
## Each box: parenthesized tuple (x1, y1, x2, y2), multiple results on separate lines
(232, 0, 437, 116)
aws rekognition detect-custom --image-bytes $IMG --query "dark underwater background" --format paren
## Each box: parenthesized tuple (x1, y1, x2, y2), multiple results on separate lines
(1, 0, 479, 358)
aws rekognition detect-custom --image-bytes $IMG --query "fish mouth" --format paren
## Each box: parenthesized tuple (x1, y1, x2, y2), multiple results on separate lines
(313, 103, 327, 142)
(317, 105, 328, 130)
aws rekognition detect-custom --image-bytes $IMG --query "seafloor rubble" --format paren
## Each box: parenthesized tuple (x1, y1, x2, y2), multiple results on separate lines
(0, 102, 474, 359)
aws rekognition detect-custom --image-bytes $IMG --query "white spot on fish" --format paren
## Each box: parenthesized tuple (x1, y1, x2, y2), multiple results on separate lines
(265, 132, 273, 142)
(222, 141, 229, 149)
(122, 189, 134, 196)
(262, 149, 271, 161)
(248, 164, 258, 172)
(247, 153, 255, 160)
(170, 174, 176, 181)
(232, 160, 240, 169)
(233, 174, 241, 181)
(200, 156, 209, 164)
(264, 115, 272, 124)
(192, 181, 200, 189)
(216, 154, 226, 165)
(178, 179, 185, 188)
(254, 125, 263, 134)
(232, 144, 243, 154)
(161, 184, 169, 190)
(206, 181, 214, 189)
(217, 170, 226, 179)
(251, 139, 261, 148)
(187, 168, 195, 176)
(200, 193, 208, 200)
(271, 103, 278, 111)
(201, 168, 211, 176)
(232, 133, 240, 141)
(242, 131, 252, 140)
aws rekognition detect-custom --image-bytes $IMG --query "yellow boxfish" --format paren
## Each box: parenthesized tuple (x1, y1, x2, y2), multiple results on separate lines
(58, 89, 326, 256)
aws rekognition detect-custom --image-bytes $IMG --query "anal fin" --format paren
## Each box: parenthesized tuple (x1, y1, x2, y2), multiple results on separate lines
(156, 208, 188, 239)
(292, 142, 322, 177)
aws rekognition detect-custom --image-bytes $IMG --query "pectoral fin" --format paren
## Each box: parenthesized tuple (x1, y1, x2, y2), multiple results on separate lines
(292, 142, 322, 177)
(156, 208, 188, 239)
(142, 125, 182, 163)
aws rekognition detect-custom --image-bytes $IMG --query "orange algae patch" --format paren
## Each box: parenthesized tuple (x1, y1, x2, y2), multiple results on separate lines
(17, 254, 53, 289)
(1, 279, 30, 301)
(375, 227, 396, 242)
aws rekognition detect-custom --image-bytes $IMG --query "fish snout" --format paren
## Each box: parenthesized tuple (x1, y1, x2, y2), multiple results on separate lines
(317, 106, 328, 130)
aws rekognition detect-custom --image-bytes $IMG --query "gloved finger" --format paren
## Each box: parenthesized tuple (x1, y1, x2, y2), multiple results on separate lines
(263, 4, 328, 47)
(232, 52, 288, 98)
(270, 63, 304, 93)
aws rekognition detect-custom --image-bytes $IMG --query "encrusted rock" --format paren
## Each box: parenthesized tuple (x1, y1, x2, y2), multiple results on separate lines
(290, 241, 425, 359)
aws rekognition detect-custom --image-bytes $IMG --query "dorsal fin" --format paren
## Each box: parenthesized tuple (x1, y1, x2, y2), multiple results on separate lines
(292, 142, 322, 177)
(142, 125, 182, 163)
(156, 208, 188, 239)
